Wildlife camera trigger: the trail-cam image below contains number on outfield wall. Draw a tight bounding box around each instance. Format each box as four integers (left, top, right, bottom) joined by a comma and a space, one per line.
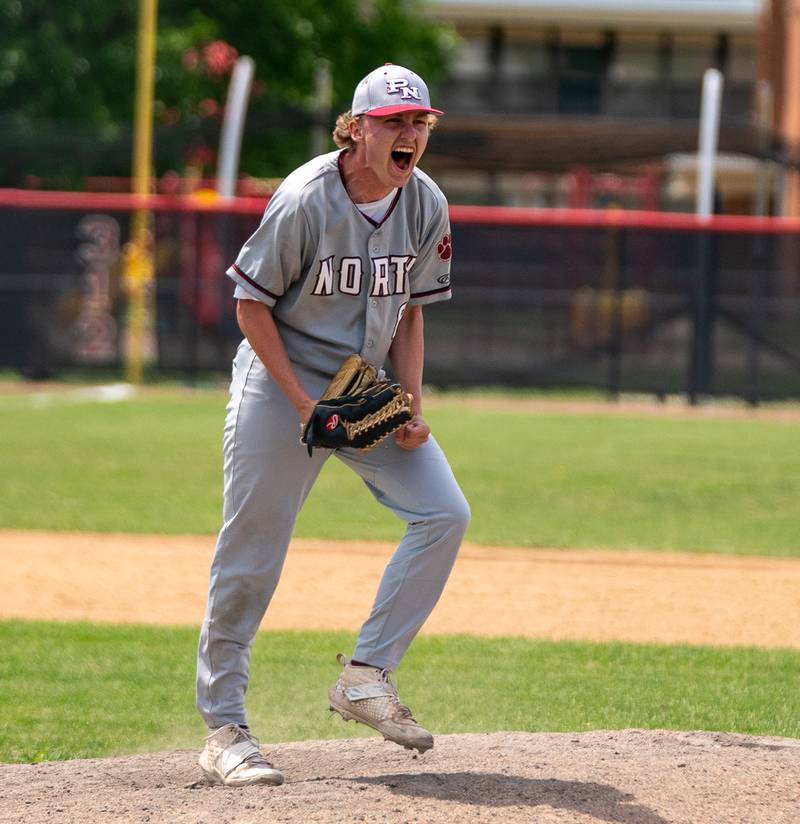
72, 215, 120, 365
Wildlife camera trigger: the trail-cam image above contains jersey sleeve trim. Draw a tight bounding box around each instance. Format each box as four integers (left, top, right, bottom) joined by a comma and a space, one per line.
411, 284, 450, 299
227, 263, 281, 303
409, 285, 452, 306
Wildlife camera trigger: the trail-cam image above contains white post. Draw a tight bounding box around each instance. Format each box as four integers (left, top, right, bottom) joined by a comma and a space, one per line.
754, 80, 774, 218
696, 68, 724, 218
217, 55, 255, 199
310, 59, 333, 158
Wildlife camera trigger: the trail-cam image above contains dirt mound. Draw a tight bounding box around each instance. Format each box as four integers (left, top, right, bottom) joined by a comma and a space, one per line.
1, 730, 798, 824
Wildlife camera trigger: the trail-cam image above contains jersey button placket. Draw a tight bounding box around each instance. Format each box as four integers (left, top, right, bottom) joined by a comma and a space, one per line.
364, 233, 381, 360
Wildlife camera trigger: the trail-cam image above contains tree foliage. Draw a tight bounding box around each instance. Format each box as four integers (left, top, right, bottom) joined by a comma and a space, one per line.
0, 0, 454, 181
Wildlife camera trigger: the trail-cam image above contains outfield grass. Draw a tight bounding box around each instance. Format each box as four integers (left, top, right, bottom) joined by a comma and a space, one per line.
1, 391, 799, 554
1, 620, 797, 763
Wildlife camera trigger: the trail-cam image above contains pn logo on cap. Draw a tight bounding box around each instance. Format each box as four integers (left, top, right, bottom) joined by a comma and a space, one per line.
386, 78, 422, 102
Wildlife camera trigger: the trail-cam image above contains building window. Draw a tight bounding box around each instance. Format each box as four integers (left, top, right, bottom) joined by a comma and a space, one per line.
671, 34, 715, 81
450, 31, 490, 80
728, 35, 755, 82
608, 32, 661, 83
503, 31, 550, 78
558, 30, 613, 114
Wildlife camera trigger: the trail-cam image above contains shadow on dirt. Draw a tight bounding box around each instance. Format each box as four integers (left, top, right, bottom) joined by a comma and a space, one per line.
355, 772, 669, 824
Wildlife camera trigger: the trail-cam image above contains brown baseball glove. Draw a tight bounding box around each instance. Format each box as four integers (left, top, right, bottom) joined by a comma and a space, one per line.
300, 354, 414, 455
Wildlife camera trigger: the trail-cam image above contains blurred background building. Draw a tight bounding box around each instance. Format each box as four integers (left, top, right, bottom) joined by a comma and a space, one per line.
422, 0, 797, 214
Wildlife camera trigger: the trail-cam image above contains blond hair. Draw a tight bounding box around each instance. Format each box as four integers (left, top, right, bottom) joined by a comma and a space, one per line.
331, 110, 439, 151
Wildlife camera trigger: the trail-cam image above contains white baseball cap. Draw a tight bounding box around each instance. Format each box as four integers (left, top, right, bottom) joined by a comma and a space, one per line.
351, 63, 444, 117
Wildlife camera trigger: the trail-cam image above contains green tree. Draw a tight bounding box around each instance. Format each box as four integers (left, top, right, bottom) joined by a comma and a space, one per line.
0, 1, 136, 131
0, 0, 454, 183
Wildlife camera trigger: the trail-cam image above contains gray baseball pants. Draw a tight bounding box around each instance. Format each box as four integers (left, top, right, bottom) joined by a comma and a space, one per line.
196, 342, 470, 730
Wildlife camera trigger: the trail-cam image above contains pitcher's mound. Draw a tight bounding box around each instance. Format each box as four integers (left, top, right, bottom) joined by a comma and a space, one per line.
2, 730, 798, 824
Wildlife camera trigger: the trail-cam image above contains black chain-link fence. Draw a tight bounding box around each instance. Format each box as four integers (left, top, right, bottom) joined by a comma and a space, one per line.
2, 193, 800, 403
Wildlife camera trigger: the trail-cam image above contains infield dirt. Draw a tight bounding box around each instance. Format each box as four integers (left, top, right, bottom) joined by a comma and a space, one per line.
3, 530, 800, 648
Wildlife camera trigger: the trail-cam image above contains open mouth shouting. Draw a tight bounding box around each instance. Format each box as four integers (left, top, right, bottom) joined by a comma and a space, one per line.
391, 146, 415, 172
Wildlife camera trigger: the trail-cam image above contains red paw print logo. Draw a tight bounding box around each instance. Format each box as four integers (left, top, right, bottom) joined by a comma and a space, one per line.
437, 234, 452, 261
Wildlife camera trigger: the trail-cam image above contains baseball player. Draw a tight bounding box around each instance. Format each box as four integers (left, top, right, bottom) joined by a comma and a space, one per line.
196, 63, 470, 787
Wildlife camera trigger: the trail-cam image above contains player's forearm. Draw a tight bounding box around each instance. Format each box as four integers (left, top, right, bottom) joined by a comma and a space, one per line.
388, 305, 424, 417
236, 299, 315, 422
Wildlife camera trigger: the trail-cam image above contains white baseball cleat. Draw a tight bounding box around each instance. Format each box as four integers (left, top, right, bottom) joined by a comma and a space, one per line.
328, 653, 434, 753
199, 723, 284, 787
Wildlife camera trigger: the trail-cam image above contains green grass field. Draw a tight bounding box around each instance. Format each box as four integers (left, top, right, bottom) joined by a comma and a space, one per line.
2, 386, 799, 764
1, 389, 799, 554
1, 621, 798, 764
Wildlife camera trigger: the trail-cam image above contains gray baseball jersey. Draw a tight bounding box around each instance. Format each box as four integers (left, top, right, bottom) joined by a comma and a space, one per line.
226, 150, 453, 377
